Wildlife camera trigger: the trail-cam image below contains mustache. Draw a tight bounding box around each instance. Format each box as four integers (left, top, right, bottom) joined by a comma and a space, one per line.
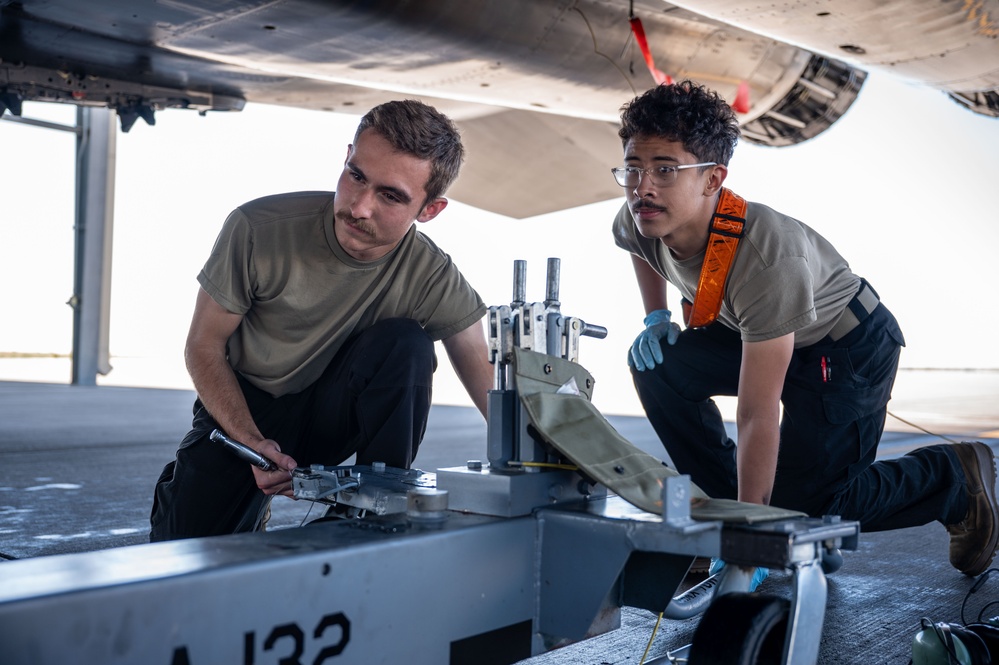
336, 210, 373, 235
632, 201, 665, 214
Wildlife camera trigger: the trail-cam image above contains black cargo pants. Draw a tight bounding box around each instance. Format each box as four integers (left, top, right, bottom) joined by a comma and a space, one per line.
150, 318, 436, 541
631, 301, 968, 532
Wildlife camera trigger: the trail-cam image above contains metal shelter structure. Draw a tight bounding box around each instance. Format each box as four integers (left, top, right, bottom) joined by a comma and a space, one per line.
2, 106, 116, 385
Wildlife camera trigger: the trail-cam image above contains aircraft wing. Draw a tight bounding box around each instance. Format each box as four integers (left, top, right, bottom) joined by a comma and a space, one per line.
2, 0, 996, 218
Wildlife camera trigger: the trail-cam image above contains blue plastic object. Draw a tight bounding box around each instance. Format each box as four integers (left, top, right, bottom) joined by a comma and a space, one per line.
628, 309, 681, 371
710, 558, 770, 592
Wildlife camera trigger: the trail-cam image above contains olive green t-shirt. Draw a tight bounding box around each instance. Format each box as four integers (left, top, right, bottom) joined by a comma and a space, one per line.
612, 198, 858, 347
198, 191, 485, 397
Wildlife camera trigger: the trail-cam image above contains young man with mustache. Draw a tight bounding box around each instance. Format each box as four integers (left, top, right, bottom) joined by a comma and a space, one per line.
150, 100, 493, 541
611, 81, 997, 577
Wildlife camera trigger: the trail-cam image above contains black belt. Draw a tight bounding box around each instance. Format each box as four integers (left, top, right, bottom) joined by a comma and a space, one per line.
829, 281, 879, 342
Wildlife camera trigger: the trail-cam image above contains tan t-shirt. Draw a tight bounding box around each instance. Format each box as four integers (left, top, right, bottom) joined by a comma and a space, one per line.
612, 198, 859, 347
199, 191, 485, 397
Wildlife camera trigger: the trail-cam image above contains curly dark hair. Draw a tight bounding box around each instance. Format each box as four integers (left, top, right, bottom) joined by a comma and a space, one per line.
618, 81, 740, 166
354, 100, 465, 203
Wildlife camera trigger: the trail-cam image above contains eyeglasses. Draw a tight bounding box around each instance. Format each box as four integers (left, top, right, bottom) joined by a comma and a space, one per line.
610, 162, 717, 188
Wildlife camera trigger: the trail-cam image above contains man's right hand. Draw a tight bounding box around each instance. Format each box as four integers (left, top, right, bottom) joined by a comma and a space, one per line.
250, 439, 299, 497
628, 309, 681, 371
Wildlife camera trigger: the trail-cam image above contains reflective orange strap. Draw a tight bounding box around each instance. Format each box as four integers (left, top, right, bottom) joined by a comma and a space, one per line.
685, 188, 747, 329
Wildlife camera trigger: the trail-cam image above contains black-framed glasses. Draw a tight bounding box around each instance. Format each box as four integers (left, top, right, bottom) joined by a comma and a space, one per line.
610, 162, 717, 188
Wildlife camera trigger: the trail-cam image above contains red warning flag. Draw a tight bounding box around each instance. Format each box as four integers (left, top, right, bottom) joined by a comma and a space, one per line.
629, 17, 672, 86
733, 80, 751, 114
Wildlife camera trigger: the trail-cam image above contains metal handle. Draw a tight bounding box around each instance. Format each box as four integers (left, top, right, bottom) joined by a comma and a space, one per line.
579, 322, 608, 339
209, 429, 278, 472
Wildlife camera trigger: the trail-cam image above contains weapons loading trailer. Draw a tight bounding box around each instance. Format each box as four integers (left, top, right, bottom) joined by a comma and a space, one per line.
0, 259, 858, 665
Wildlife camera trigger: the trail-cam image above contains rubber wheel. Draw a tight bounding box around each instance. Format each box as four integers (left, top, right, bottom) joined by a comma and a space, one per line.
688, 593, 790, 665
822, 548, 844, 575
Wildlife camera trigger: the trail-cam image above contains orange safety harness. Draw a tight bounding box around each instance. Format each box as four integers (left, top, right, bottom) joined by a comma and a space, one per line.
682, 188, 747, 328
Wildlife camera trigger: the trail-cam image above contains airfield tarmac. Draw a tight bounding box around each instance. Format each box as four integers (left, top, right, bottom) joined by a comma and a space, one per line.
1, 368, 997, 663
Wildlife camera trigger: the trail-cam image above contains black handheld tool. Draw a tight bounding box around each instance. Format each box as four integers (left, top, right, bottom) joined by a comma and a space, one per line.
209, 429, 279, 472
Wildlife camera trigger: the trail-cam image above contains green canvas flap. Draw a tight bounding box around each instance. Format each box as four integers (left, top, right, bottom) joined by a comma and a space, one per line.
521, 391, 805, 524
512, 346, 595, 400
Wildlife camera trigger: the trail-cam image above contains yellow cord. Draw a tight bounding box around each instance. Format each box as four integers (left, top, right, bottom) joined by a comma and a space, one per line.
639, 611, 664, 664
507, 461, 579, 471
887, 409, 960, 444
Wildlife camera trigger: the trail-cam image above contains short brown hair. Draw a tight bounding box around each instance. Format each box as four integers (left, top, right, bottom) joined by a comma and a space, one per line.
354, 100, 465, 203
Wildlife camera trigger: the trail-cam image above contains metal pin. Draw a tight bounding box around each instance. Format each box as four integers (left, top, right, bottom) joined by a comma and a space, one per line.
545, 257, 560, 309
512, 259, 527, 307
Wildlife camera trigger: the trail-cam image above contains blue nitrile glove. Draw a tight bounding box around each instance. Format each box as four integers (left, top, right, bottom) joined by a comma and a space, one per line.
710, 558, 769, 592
628, 309, 681, 371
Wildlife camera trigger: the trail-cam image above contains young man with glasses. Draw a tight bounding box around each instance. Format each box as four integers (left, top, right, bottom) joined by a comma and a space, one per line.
610, 81, 997, 577
150, 100, 494, 541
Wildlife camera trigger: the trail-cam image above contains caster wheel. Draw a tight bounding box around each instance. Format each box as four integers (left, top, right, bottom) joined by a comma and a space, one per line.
688, 593, 790, 665
822, 548, 844, 574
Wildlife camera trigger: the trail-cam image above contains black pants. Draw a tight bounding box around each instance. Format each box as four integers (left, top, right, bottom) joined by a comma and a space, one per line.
632, 302, 968, 532
149, 318, 436, 542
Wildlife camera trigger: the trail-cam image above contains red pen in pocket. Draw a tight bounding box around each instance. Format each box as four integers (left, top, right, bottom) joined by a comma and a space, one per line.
821, 356, 831, 383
